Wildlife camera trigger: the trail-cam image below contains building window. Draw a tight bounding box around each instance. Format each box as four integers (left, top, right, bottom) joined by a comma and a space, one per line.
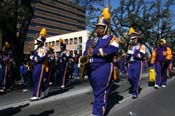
65, 39, 68, 45
49, 42, 51, 47
79, 36, 82, 43
74, 37, 77, 44
52, 41, 55, 46
45, 42, 48, 47
56, 40, 59, 46
70, 38, 73, 45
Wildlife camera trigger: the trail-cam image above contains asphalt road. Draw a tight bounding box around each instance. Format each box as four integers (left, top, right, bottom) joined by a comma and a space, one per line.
108, 77, 175, 116
0, 70, 174, 116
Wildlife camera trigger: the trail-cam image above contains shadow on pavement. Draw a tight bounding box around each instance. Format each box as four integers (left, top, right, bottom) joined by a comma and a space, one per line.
0, 103, 29, 116
29, 109, 54, 116
104, 83, 124, 116
43, 79, 88, 99
43, 86, 73, 99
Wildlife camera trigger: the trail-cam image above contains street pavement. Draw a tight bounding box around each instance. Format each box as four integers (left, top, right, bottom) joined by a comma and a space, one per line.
108, 75, 175, 116
0, 78, 91, 110
0, 69, 174, 116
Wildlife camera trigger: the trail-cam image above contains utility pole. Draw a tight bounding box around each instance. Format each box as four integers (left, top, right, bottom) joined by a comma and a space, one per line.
108, 0, 111, 34
156, 0, 161, 47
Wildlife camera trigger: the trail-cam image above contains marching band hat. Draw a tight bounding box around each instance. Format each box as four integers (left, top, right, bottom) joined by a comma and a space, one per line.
59, 38, 64, 44
160, 39, 166, 44
36, 28, 47, 43
130, 32, 140, 39
36, 36, 46, 43
60, 43, 66, 49
96, 8, 110, 27
59, 38, 66, 49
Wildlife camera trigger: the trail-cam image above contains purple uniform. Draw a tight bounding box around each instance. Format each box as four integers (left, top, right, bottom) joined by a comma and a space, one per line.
127, 43, 146, 97
151, 45, 172, 87
84, 35, 119, 116
59, 50, 69, 88
31, 46, 49, 98
0, 52, 10, 92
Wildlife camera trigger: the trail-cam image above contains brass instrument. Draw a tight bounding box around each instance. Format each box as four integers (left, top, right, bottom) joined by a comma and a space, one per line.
79, 56, 89, 65
80, 33, 97, 65
79, 34, 98, 79
79, 48, 92, 65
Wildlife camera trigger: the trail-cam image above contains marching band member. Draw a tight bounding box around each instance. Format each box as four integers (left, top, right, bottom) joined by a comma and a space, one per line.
58, 39, 70, 89
127, 31, 146, 98
0, 42, 12, 93
30, 28, 49, 101
47, 45, 55, 86
83, 8, 119, 116
151, 39, 172, 88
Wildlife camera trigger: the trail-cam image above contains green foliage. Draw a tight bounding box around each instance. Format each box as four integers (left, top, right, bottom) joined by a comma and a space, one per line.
72, 0, 175, 54
0, 0, 33, 65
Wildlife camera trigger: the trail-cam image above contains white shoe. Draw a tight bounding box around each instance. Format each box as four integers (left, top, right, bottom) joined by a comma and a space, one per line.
22, 89, 28, 92
30, 96, 40, 101
132, 95, 138, 99
154, 84, 160, 89
49, 82, 53, 85
61, 85, 65, 88
0, 89, 5, 92
162, 85, 166, 88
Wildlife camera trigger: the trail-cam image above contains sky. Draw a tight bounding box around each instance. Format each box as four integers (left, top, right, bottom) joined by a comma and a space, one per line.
104, 0, 119, 9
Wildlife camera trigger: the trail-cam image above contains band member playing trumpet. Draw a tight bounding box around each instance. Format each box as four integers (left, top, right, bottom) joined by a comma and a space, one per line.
83, 8, 119, 116
30, 28, 49, 101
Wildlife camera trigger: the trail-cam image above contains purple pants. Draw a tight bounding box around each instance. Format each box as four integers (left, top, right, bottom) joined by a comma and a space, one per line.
89, 63, 113, 116
128, 61, 142, 96
32, 64, 47, 97
154, 62, 168, 86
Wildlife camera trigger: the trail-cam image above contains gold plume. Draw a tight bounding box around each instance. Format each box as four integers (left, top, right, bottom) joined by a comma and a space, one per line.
40, 27, 47, 37
59, 38, 64, 44
101, 8, 111, 21
128, 27, 135, 35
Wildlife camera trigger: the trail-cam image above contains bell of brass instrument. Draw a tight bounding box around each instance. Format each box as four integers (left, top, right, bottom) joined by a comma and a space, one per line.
79, 55, 90, 65
80, 33, 98, 65
79, 54, 91, 80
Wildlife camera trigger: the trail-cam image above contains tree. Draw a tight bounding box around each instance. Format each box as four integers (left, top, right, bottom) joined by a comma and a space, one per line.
70, 0, 105, 31
0, 0, 17, 48
111, 0, 175, 55
72, 0, 175, 55
16, 0, 33, 65
0, 0, 33, 66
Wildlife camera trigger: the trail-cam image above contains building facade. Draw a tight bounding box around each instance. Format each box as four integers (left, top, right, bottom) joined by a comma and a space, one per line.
24, 0, 86, 54
45, 30, 89, 57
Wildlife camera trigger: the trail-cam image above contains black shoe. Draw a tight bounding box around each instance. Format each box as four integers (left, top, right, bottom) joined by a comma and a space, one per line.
138, 87, 142, 94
